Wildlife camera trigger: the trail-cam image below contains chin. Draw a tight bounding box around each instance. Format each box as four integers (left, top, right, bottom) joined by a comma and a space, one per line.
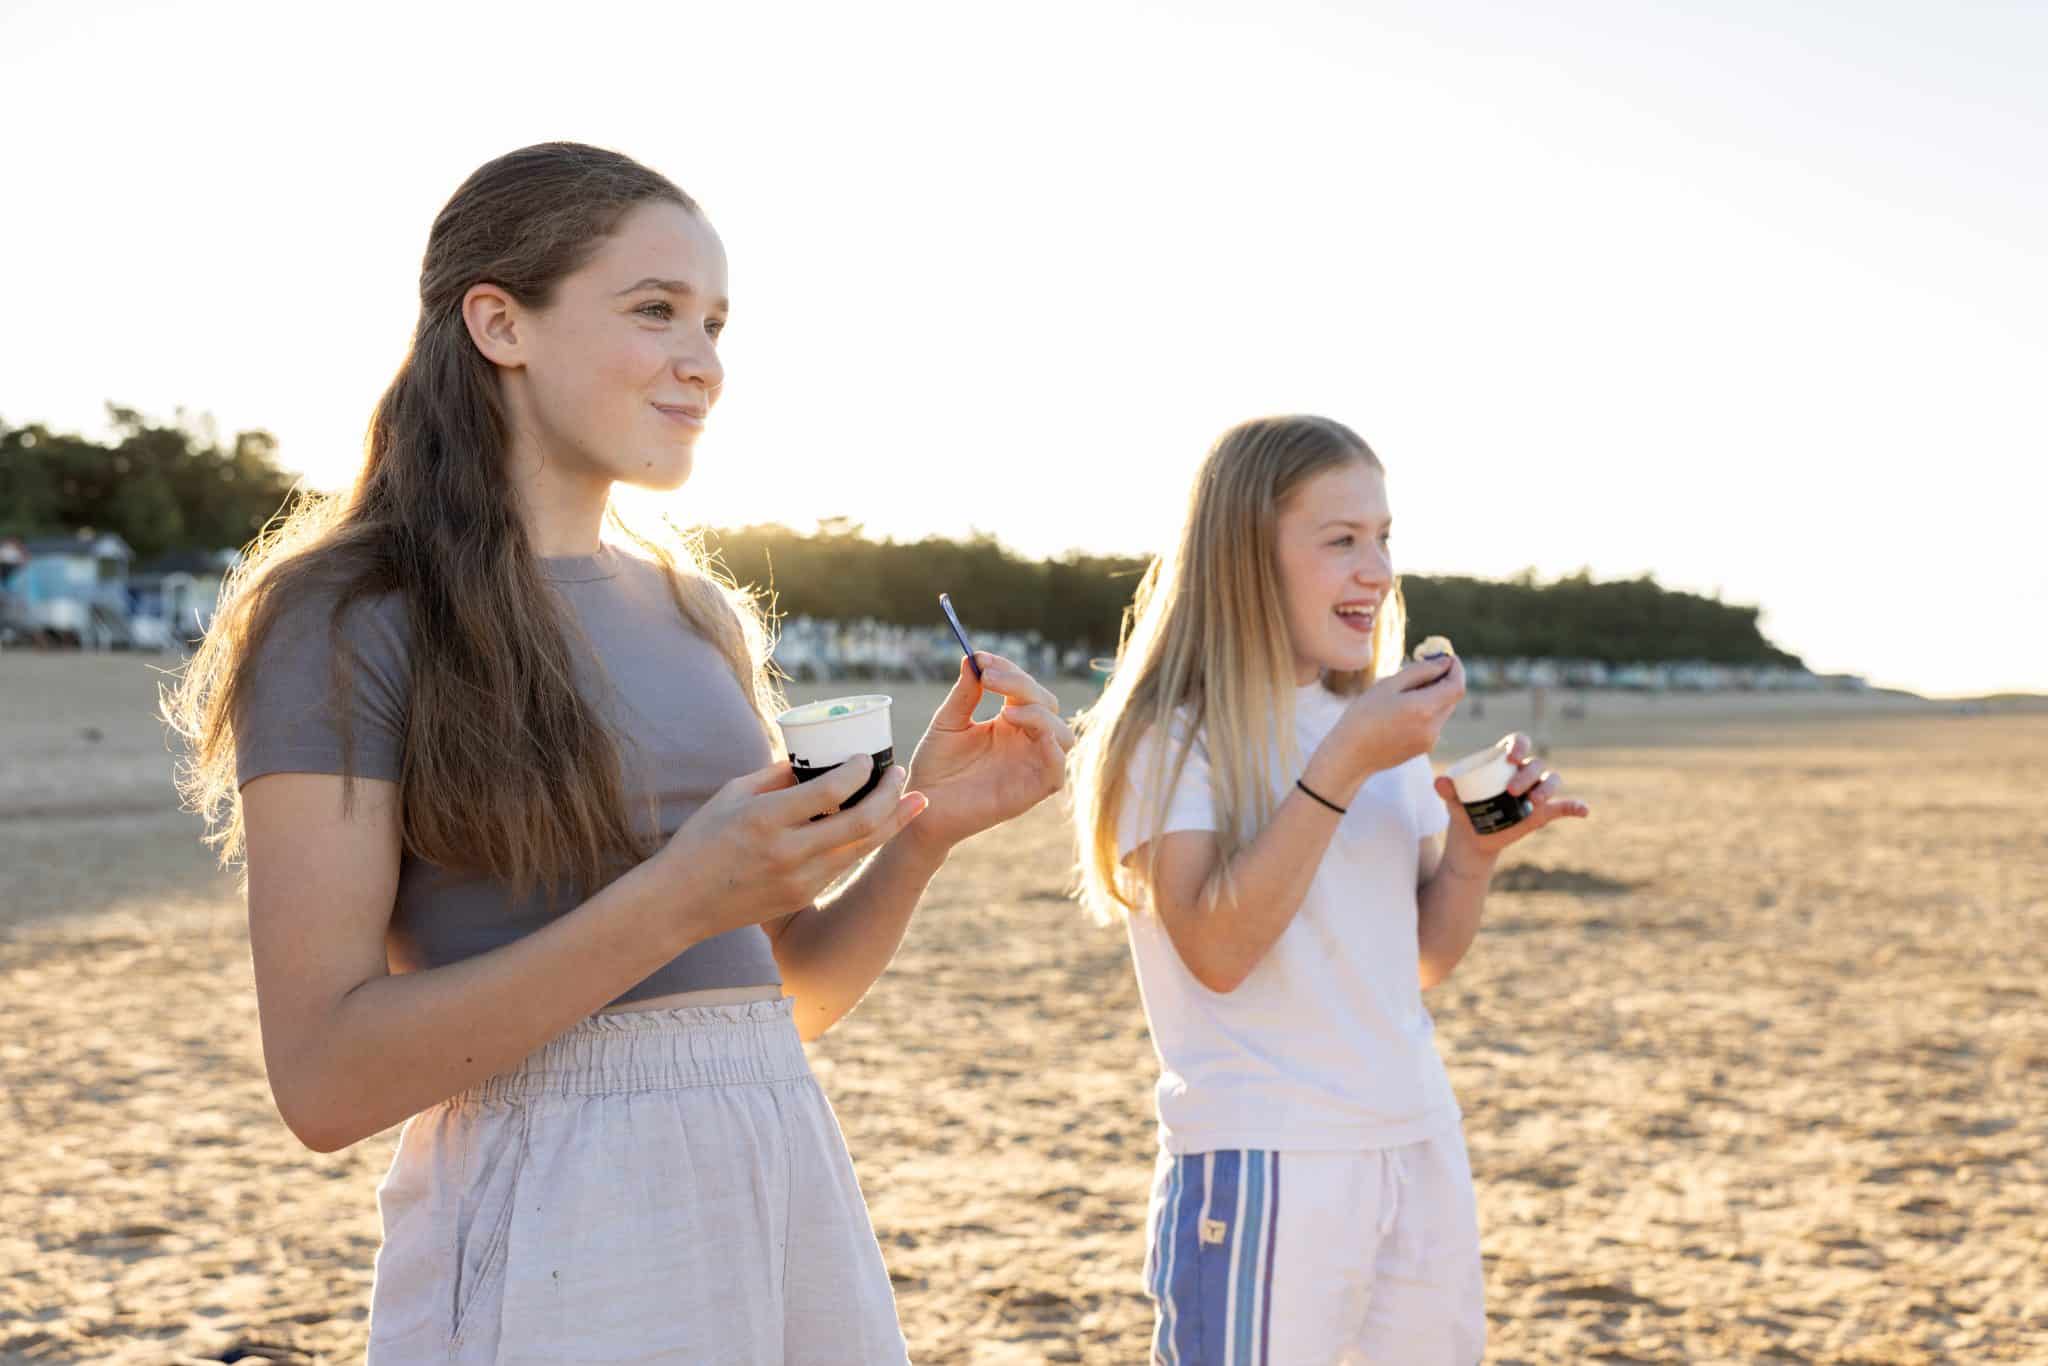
617, 450, 695, 492
1325, 642, 1377, 676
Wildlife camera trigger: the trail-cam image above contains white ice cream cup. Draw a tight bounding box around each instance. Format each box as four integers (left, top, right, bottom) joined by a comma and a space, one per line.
775, 694, 895, 811
1443, 736, 1532, 835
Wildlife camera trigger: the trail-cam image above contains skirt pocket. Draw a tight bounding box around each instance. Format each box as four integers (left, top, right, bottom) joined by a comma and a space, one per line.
449, 1106, 532, 1351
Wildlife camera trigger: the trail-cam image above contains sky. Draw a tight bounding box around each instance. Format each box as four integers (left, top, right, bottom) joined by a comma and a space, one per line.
3, 0, 2043, 697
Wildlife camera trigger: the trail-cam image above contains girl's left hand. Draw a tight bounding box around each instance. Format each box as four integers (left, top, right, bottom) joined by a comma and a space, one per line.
1433, 732, 1592, 859
904, 652, 1075, 852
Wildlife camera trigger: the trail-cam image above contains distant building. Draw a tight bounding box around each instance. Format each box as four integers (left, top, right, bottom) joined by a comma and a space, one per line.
0, 538, 29, 641
129, 548, 238, 649
3, 531, 135, 647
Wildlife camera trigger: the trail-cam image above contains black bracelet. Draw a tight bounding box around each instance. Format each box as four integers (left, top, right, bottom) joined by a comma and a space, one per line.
1295, 778, 1347, 815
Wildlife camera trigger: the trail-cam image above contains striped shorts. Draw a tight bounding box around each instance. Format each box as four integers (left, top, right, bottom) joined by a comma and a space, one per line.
1141, 1129, 1485, 1365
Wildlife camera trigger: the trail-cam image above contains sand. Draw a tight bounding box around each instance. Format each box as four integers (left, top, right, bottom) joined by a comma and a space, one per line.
1, 654, 2043, 1363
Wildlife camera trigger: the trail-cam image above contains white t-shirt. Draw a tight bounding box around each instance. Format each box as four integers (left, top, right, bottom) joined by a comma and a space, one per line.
1116, 680, 1459, 1154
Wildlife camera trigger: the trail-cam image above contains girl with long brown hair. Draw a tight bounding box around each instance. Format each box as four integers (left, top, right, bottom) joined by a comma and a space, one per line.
1067, 416, 1591, 1363
166, 141, 1072, 1362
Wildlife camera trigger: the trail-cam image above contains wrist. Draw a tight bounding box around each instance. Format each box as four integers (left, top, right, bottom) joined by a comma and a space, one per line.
642, 839, 721, 952
1439, 830, 1499, 882
1302, 743, 1369, 808
889, 818, 956, 875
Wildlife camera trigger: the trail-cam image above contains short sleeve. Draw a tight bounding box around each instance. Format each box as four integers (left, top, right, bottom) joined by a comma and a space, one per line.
234, 590, 411, 789
1116, 720, 1220, 860
1405, 754, 1451, 840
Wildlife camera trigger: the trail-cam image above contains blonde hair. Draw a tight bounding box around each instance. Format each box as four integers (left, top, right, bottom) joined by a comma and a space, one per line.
1067, 415, 1404, 924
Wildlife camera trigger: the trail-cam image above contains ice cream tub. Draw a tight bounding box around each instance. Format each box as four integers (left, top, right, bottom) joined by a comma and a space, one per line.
775, 694, 895, 812
1443, 736, 1532, 835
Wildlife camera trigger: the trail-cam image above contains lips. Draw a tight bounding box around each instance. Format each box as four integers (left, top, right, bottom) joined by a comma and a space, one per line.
1334, 602, 1378, 635
653, 403, 708, 428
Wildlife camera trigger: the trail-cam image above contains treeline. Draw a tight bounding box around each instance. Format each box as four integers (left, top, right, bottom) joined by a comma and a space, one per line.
2, 408, 1799, 667
1400, 571, 1802, 668
705, 519, 1151, 653
0, 407, 302, 560
708, 524, 1802, 668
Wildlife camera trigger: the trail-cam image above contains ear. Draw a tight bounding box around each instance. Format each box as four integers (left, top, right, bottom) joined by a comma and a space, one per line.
461, 282, 526, 370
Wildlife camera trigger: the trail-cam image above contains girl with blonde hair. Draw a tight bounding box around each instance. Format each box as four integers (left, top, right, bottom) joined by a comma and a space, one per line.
1069, 415, 1590, 1363
166, 142, 1072, 1362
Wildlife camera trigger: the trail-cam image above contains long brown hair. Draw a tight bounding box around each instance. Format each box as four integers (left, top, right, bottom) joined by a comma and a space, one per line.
165, 142, 780, 896
1067, 415, 1404, 923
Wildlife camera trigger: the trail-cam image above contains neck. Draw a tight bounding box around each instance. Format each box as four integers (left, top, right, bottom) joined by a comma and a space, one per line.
1293, 657, 1323, 687
504, 426, 611, 558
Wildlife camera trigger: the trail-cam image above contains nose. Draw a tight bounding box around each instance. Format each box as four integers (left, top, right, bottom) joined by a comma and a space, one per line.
1357, 543, 1393, 588
672, 330, 723, 398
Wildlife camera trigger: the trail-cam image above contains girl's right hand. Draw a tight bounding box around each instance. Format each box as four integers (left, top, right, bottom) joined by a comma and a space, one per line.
655, 757, 928, 941
1312, 655, 1466, 791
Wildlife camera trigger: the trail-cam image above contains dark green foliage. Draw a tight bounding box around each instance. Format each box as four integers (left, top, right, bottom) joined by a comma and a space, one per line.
708, 531, 1797, 666
0, 407, 1798, 665
0, 406, 305, 560
1400, 569, 1802, 667
704, 520, 1152, 654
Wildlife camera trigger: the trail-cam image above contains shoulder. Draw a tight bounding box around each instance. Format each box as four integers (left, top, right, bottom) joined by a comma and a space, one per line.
235, 567, 415, 744
1124, 706, 1215, 802
1136, 704, 1204, 753
1127, 708, 1210, 780
232, 571, 412, 786
604, 546, 749, 631
257, 577, 411, 672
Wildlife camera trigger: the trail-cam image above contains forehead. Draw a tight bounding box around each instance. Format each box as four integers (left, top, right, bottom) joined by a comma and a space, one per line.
577, 199, 727, 293
1281, 460, 1388, 524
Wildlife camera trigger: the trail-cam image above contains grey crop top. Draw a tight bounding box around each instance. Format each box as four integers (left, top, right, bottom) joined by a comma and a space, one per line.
233, 546, 782, 1005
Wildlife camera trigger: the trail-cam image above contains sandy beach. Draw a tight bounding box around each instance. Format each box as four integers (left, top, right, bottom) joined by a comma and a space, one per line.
1, 653, 2043, 1363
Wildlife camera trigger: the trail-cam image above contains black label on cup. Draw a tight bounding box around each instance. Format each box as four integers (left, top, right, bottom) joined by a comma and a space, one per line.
1463, 790, 1532, 835
792, 746, 894, 817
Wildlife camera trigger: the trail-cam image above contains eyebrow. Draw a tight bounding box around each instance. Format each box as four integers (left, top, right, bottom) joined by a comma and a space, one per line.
1317, 518, 1391, 531
616, 278, 730, 311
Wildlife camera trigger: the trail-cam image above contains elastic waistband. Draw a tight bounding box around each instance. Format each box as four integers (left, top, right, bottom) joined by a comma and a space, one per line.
452, 996, 811, 1107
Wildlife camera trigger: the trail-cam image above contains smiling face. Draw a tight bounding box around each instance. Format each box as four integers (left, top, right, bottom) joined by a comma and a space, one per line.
487, 199, 729, 493
1273, 458, 1394, 685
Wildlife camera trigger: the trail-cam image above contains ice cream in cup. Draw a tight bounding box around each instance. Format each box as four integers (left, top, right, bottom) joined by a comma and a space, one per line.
1443, 735, 1532, 835
775, 694, 895, 814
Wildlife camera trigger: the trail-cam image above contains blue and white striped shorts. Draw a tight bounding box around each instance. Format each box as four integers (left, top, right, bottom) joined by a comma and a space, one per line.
1142, 1130, 1485, 1365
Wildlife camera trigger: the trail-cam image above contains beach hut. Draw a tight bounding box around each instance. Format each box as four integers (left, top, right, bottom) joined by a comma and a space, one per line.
8, 531, 136, 647
128, 548, 238, 650
0, 539, 30, 644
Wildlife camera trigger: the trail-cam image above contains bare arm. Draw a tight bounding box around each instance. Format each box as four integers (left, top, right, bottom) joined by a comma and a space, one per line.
245, 774, 703, 1150
1415, 732, 1593, 989
1140, 780, 1351, 993
244, 756, 921, 1153
1140, 657, 1465, 993
1416, 830, 1496, 989
765, 823, 949, 1040
765, 652, 1073, 1039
